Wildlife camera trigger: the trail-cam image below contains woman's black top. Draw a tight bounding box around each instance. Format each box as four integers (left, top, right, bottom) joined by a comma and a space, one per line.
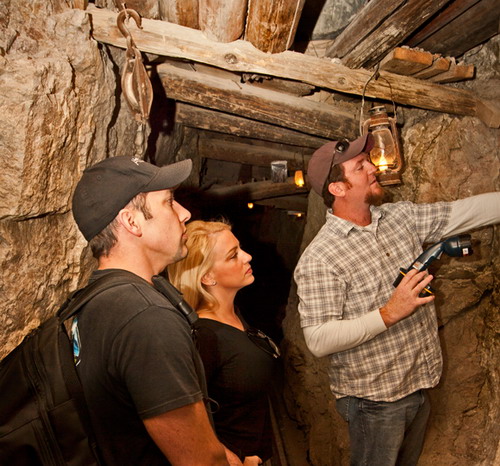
194, 318, 276, 461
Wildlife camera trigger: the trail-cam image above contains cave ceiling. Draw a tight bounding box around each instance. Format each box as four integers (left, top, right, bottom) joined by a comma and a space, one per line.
88, 0, 499, 209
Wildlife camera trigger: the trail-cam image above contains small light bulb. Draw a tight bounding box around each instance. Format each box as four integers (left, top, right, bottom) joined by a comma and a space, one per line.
247, 203, 254, 209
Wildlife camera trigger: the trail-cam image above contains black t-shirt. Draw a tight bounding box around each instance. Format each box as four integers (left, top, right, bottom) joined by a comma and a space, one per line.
195, 317, 276, 461
75, 269, 204, 466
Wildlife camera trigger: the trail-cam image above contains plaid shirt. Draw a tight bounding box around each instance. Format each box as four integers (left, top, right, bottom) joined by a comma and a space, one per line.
294, 201, 452, 401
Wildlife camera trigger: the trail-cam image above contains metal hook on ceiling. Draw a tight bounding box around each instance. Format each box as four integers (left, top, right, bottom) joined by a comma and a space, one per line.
116, 7, 153, 160
117, 8, 142, 49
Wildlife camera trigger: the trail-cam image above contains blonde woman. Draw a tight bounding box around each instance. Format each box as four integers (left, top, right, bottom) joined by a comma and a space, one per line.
168, 220, 279, 466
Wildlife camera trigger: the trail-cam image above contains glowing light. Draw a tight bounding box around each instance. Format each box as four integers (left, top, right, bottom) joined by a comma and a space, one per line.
294, 170, 305, 187
377, 153, 390, 172
247, 203, 254, 209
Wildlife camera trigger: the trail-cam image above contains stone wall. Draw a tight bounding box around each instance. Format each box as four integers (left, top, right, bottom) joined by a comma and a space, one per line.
0, 0, 136, 358
282, 37, 500, 465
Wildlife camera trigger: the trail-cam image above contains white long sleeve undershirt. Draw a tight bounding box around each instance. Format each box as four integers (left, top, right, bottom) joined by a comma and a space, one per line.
303, 192, 500, 358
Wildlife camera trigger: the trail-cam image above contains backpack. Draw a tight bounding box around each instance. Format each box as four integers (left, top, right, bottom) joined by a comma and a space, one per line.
0, 271, 198, 466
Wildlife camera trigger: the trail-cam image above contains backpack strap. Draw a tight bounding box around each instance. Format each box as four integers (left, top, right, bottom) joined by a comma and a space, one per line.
56, 271, 143, 465
57, 270, 143, 322
151, 275, 198, 326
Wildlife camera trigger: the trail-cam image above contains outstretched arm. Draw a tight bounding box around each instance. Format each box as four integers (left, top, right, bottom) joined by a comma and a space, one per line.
443, 192, 500, 237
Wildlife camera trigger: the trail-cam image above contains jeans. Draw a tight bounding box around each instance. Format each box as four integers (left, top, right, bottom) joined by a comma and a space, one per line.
335, 390, 430, 466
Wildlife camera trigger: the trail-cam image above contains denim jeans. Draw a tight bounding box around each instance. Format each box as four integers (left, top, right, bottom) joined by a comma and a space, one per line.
335, 390, 430, 466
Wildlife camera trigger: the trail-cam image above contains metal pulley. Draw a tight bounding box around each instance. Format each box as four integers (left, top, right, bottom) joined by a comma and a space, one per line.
117, 7, 153, 160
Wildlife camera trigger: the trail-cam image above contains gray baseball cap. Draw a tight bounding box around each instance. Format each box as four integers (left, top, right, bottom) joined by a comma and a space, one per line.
307, 134, 374, 195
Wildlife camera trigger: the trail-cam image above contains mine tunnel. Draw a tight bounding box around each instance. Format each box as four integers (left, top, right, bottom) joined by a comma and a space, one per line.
1, 1, 499, 465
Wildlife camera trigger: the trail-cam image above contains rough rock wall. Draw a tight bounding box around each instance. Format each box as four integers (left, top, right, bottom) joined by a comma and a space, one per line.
0, 0, 135, 358
282, 37, 500, 466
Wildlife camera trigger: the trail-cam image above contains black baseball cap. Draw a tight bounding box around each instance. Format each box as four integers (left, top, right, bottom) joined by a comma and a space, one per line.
72, 156, 192, 241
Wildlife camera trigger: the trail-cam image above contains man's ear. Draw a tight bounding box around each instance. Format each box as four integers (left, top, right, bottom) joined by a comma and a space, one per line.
328, 181, 346, 198
116, 208, 142, 237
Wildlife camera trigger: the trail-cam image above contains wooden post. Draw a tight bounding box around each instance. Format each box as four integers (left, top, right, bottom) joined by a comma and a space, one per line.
199, 0, 247, 42
158, 0, 199, 28
72, 0, 88, 9
245, 0, 306, 53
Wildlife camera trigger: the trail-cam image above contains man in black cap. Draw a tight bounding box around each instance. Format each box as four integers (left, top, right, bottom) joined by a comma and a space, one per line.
72, 156, 229, 465
294, 134, 500, 465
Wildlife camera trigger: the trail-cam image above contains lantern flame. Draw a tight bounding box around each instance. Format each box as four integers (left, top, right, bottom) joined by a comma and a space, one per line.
377, 153, 390, 171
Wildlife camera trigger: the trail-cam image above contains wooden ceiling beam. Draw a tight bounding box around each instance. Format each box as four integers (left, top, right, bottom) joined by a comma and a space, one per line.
405, 0, 482, 49
87, 6, 500, 128
255, 195, 308, 212
205, 177, 307, 202
325, 0, 406, 60
198, 134, 312, 170
406, 0, 500, 58
176, 103, 328, 148
325, 0, 451, 69
158, 63, 358, 140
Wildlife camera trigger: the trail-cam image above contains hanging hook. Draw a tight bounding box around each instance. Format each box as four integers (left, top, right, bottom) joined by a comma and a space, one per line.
359, 64, 397, 136
116, 7, 153, 161
117, 8, 142, 47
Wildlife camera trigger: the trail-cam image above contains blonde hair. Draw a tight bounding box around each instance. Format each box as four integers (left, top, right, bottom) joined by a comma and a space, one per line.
168, 220, 231, 311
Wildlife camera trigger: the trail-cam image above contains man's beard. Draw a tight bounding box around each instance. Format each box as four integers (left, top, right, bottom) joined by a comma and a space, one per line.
365, 186, 385, 206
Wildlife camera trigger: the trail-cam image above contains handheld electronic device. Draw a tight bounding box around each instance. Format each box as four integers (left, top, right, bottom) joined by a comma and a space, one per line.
393, 234, 473, 297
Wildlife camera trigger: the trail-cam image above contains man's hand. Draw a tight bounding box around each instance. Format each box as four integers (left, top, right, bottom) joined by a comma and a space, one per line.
380, 269, 435, 327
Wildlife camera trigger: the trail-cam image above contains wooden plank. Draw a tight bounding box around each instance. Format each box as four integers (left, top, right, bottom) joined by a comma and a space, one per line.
411, 56, 450, 79
86, 6, 500, 127
256, 195, 309, 211
206, 177, 308, 201
428, 63, 475, 83
158, 63, 358, 140
406, 0, 482, 47
379, 47, 433, 75
158, 0, 199, 28
176, 103, 328, 148
409, 0, 500, 58
326, 0, 407, 59
72, 0, 88, 9
475, 99, 500, 129
198, 135, 312, 170
244, 77, 315, 97
199, 0, 246, 42
337, 0, 451, 69
190, 61, 315, 96
245, 0, 306, 53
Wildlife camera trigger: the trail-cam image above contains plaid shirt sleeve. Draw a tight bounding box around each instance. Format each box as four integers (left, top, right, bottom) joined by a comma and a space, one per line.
401, 201, 452, 244
295, 247, 346, 327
